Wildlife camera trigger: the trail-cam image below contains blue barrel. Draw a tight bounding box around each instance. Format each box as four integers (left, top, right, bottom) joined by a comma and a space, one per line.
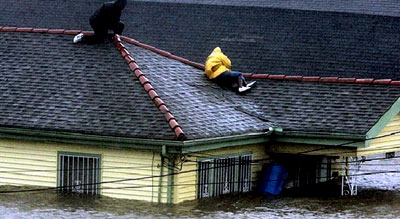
260, 163, 288, 195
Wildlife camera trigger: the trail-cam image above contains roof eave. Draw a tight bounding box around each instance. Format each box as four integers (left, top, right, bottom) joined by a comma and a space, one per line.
180, 130, 274, 153
0, 127, 181, 151
366, 97, 400, 144
0, 127, 275, 153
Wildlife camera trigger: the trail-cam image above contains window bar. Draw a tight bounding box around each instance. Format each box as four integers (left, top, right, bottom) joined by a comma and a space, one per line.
200, 162, 205, 198
202, 162, 206, 198
224, 158, 229, 194
201, 162, 209, 197
95, 158, 99, 194
246, 155, 251, 192
60, 155, 63, 191
86, 157, 89, 194
203, 162, 209, 198
234, 157, 238, 193
222, 159, 225, 195
220, 159, 225, 195
80, 157, 83, 194
215, 159, 219, 196
213, 160, 217, 197
92, 158, 95, 194
220, 158, 225, 195
67, 155, 70, 192
73, 156, 76, 193
78, 156, 81, 193
239, 156, 243, 192
229, 157, 233, 193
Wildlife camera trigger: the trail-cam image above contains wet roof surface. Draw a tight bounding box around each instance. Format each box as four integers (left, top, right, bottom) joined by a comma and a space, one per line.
124, 42, 400, 136
1, 1, 400, 140
1, 31, 400, 139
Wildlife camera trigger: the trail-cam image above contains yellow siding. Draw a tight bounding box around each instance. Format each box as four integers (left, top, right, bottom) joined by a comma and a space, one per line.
174, 144, 269, 203
359, 113, 400, 156
0, 139, 168, 203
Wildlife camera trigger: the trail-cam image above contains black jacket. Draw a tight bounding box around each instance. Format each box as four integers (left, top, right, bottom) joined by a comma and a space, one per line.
89, 0, 127, 33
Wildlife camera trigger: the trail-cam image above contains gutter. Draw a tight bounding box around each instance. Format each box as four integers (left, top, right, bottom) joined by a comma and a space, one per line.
179, 129, 275, 153
0, 127, 179, 151
0, 126, 367, 154
0, 127, 275, 153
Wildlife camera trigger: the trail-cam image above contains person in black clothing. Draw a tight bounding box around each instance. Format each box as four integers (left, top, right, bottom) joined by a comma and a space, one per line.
73, 0, 127, 44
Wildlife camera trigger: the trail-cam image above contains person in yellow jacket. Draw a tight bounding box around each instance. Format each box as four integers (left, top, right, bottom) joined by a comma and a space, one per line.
205, 47, 255, 93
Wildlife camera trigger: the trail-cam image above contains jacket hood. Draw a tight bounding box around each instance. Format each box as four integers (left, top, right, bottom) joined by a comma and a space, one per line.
114, 0, 127, 10
212, 47, 222, 54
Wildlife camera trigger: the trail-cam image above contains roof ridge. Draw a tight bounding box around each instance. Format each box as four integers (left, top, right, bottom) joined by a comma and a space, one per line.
242, 73, 400, 86
2, 26, 399, 87
113, 35, 186, 141
119, 35, 205, 70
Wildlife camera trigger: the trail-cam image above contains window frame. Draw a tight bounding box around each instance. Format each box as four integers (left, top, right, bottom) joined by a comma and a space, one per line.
57, 151, 102, 195
197, 152, 253, 198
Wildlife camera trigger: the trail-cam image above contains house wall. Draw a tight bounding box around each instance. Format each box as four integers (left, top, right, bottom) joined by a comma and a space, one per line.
359, 113, 400, 156
173, 143, 269, 204
0, 138, 168, 203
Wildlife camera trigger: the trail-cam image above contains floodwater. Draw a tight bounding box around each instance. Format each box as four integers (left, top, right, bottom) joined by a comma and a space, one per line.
1, 155, 400, 218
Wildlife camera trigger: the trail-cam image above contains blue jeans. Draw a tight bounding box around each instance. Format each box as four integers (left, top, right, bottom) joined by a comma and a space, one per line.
212, 71, 244, 91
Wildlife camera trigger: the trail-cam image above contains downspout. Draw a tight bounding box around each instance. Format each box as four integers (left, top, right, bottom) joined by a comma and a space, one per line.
158, 145, 167, 203
159, 145, 175, 204
167, 156, 175, 204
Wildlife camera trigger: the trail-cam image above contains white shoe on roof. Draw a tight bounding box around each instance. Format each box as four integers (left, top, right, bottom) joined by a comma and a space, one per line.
246, 81, 256, 88
238, 86, 251, 93
73, 33, 84, 44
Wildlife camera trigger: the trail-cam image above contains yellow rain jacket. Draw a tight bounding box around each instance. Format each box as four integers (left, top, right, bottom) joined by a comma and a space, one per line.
205, 47, 231, 79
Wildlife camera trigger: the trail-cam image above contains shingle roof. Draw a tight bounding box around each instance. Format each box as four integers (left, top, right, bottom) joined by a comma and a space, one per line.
0, 30, 177, 140
230, 79, 400, 135
117, 36, 400, 136
1, 28, 400, 141
1, 0, 399, 80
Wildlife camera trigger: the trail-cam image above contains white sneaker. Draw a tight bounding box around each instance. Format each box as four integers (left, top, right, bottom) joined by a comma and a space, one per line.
238, 86, 251, 93
73, 33, 84, 44
246, 81, 256, 87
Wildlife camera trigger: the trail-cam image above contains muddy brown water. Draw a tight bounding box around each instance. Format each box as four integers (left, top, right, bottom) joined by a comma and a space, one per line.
1, 188, 400, 218
1, 156, 400, 218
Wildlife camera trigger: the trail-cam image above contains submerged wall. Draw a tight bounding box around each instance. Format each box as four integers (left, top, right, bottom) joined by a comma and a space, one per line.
0, 139, 167, 203
173, 143, 269, 203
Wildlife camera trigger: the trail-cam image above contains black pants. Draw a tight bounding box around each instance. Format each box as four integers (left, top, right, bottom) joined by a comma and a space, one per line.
212, 71, 245, 91
82, 22, 125, 44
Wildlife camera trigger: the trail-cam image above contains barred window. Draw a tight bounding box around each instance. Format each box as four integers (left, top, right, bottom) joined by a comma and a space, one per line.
58, 153, 100, 195
197, 154, 252, 198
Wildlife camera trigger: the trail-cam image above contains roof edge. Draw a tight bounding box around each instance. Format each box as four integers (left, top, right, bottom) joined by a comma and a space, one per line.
181, 130, 274, 153
0, 127, 181, 150
113, 35, 186, 140
366, 96, 400, 141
